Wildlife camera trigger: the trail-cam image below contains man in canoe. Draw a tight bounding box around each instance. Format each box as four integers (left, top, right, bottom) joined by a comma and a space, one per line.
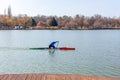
49, 41, 59, 49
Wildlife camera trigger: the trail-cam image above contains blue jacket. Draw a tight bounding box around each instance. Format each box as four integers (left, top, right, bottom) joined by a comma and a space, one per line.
49, 41, 59, 47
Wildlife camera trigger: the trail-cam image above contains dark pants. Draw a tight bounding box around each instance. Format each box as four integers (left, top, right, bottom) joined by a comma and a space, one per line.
49, 45, 55, 49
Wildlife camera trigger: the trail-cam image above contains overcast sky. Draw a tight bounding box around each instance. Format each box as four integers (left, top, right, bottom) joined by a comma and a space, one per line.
0, 0, 120, 17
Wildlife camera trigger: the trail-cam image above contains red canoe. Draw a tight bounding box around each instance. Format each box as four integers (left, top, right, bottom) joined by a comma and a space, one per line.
59, 47, 75, 50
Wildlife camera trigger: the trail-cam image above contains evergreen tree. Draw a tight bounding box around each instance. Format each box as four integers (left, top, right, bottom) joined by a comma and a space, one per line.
31, 18, 37, 26
48, 17, 58, 26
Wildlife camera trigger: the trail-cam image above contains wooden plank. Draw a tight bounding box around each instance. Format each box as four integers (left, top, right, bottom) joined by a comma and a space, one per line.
65, 74, 72, 80
56, 74, 66, 80
69, 74, 85, 80
0, 74, 119, 80
0, 74, 5, 80
30, 74, 36, 80
36, 74, 42, 80
69, 74, 118, 80
15, 74, 27, 80
41, 74, 47, 80
9, 74, 18, 80
0, 74, 9, 80
25, 74, 32, 80
5, 74, 13, 80
46, 74, 56, 80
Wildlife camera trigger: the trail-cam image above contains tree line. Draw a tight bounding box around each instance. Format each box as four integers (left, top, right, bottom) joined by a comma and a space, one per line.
0, 14, 120, 30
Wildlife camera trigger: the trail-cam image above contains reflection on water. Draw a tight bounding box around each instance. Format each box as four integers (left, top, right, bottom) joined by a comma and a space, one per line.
49, 49, 55, 54
0, 30, 120, 78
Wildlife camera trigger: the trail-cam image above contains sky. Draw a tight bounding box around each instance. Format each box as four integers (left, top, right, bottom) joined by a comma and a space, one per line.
0, 0, 120, 17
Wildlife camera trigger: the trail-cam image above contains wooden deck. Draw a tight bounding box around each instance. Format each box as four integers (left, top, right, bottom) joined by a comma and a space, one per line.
0, 74, 119, 80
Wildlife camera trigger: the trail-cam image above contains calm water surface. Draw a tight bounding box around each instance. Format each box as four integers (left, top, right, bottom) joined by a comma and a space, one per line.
0, 30, 120, 78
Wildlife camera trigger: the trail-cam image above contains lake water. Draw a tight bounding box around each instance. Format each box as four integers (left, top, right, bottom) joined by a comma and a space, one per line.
0, 30, 120, 78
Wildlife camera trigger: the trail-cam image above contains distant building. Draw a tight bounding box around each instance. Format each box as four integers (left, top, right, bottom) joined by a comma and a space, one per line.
8, 5, 12, 17
14, 26, 24, 30
20, 26, 23, 29
15, 26, 20, 30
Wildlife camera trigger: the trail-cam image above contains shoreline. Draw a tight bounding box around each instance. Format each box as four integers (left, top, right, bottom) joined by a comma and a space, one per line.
0, 74, 119, 80
0, 29, 120, 30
